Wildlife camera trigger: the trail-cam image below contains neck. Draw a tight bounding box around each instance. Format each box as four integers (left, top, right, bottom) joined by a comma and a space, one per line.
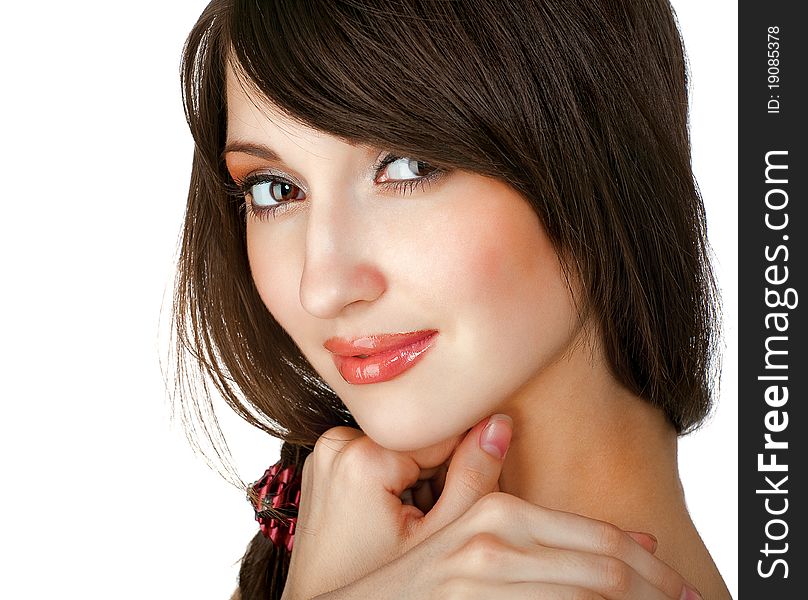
497, 339, 683, 527
494, 330, 730, 598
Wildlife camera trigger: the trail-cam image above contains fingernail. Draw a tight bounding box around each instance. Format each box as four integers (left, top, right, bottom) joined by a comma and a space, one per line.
479, 414, 513, 460
625, 531, 658, 553
679, 584, 703, 600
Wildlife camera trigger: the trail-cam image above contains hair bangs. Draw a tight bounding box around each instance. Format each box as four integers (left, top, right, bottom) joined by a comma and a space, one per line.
227, 0, 534, 175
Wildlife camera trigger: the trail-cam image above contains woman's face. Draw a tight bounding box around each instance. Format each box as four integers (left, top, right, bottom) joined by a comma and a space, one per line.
225, 68, 581, 451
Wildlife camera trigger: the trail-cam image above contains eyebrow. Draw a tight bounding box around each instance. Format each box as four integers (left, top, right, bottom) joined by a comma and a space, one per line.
222, 141, 282, 162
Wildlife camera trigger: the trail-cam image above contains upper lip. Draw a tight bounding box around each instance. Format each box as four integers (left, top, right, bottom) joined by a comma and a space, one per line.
323, 329, 438, 357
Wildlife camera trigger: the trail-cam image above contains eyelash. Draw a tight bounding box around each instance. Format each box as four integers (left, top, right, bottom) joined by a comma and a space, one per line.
227, 154, 446, 222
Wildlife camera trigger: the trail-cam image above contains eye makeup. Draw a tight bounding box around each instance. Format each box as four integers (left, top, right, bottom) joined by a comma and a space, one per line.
225, 152, 448, 222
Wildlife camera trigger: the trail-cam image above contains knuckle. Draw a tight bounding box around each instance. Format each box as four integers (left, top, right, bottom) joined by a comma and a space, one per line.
312, 427, 362, 463
456, 532, 511, 570
649, 568, 685, 597
334, 438, 380, 483
318, 425, 361, 446
469, 491, 516, 525
337, 437, 369, 464
598, 556, 633, 596
593, 522, 627, 557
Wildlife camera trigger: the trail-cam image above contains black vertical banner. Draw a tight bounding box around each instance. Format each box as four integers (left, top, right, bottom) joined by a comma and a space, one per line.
739, 1, 807, 597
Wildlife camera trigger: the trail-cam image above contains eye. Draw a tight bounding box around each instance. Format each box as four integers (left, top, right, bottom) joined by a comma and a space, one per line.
248, 177, 306, 207
227, 153, 446, 223
226, 172, 307, 221
377, 157, 440, 183
373, 154, 446, 196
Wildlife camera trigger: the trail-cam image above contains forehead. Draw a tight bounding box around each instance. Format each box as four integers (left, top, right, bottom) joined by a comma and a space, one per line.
225, 62, 326, 148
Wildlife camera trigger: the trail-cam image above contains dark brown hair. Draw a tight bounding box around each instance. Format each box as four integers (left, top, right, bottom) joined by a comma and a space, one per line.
174, 0, 722, 597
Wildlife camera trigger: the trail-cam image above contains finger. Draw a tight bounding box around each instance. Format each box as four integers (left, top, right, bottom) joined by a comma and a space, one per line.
317, 426, 468, 523
502, 583, 607, 600
350, 426, 464, 500
495, 506, 693, 599
418, 414, 513, 536
450, 541, 671, 600
439, 579, 607, 599
559, 520, 690, 599
307, 426, 367, 486
502, 582, 607, 600
309, 426, 421, 513
314, 426, 366, 455
399, 429, 466, 471
625, 531, 658, 554
527, 548, 673, 600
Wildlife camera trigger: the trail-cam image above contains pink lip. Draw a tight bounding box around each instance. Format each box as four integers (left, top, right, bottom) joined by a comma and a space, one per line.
324, 330, 439, 384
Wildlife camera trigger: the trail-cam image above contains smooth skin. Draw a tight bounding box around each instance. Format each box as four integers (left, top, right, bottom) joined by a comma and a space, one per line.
224, 63, 731, 600
281, 416, 701, 600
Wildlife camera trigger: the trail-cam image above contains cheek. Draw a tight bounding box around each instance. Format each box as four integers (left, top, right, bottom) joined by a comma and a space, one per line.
245, 222, 304, 333
427, 186, 576, 367
432, 192, 561, 309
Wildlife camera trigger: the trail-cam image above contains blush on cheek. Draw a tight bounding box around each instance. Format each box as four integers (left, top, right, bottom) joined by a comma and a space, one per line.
473, 237, 509, 282
463, 193, 554, 294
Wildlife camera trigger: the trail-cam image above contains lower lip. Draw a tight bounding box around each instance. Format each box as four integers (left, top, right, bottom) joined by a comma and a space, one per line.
331, 332, 439, 385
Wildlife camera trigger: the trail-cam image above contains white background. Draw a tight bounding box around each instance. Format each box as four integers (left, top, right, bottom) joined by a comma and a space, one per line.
0, 1, 737, 598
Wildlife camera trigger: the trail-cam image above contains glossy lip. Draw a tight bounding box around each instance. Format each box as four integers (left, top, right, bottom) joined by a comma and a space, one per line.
324, 330, 439, 385
323, 329, 439, 357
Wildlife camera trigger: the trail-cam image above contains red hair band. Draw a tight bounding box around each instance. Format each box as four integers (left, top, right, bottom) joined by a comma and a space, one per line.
247, 461, 302, 553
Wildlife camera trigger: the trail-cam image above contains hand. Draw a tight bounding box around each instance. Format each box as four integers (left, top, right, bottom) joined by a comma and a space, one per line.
281, 416, 474, 599
323, 493, 700, 600
283, 415, 701, 600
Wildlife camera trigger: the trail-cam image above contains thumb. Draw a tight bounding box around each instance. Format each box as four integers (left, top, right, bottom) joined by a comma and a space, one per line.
418, 414, 513, 536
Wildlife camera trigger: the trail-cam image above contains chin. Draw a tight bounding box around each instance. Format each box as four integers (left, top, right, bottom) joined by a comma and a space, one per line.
360, 424, 434, 452
355, 414, 456, 453
355, 402, 483, 456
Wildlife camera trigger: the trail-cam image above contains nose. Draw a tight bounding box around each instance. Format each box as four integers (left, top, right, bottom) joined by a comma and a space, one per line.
298, 192, 387, 320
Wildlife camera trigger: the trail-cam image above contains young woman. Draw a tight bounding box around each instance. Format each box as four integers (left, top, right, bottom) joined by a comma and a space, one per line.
174, 0, 731, 598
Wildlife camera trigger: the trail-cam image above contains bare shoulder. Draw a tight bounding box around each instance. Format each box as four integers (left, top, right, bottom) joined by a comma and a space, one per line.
230, 589, 240, 600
